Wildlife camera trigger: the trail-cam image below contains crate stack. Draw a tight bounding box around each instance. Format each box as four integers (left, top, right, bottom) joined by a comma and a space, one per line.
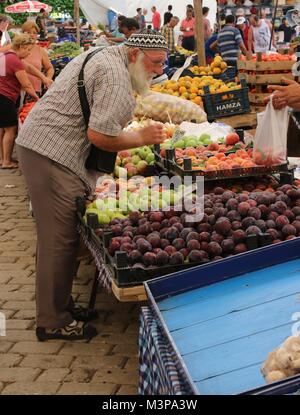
238, 52, 296, 113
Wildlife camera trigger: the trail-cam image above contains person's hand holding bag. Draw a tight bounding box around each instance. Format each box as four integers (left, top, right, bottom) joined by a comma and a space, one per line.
265, 78, 300, 111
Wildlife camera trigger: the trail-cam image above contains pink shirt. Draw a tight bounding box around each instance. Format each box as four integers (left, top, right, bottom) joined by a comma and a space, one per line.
23, 45, 42, 93
152, 11, 161, 30
181, 17, 195, 37
204, 17, 211, 40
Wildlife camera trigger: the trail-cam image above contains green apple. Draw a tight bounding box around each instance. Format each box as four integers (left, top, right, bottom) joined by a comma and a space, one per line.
98, 212, 111, 225
95, 199, 105, 210
146, 153, 155, 164
174, 140, 185, 149
132, 155, 141, 165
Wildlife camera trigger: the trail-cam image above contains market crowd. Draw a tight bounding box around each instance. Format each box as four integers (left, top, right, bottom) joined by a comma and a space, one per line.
0, 4, 300, 342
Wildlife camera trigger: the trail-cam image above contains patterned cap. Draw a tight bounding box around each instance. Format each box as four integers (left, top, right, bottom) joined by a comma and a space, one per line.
125, 31, 169, 51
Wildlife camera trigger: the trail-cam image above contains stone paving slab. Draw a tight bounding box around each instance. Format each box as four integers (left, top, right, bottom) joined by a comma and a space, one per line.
0, 169, 140, 395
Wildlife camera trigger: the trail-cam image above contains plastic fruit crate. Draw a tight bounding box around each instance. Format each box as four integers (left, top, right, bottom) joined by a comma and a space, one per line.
202, 79, 250, 121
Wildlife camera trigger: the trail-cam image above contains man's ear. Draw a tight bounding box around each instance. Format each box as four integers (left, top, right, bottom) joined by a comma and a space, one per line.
128, 48, 140, 63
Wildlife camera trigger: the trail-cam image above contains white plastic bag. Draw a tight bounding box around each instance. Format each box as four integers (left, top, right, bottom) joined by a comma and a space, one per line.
134, 91, 207, 125
253, 97, 289, 166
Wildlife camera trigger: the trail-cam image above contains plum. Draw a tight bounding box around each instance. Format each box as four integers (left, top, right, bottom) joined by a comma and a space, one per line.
238, 202, 250, 216
143, 252, 157, 266
138, 223, 151, 235
282, 224, 297, 238
161, 219, 170, 228
268, 211, 279, 221
286, 235, 297, 240
214, 207, 228, 219
165, 210, 177, 219
128, 250, 142, 265
221, 239, 235, 254
180, 227, 195, 240
255, 220, 267, 232
227, 210, 241, 222
234, 243, 247, 254
242, 217, 256, 229
153, 248, 162, 254
120, 242, 134, 253
266, 228, 279, 241
248, 207, 261, 220
214, 217, 231, 236
197, 223, 212, 233
150, 222, 162, 232
186, 232, 200, 242
121, 236, 132, 244
169, 252, 185, 265
292, 221, 300, 235
248, 199, 257, 208
199, 232, 211, 243
256, 194, 272, 206
226, 198, 239, 211
108, 240, 120, 256
165, 227, 180, 242
246, 226, 261, 236
111, 225, 123, 236
138, 218, 148, 226
200, 241, 209, 252
188, 250, 209, 263
273, 201, 288, 214
237, 194, 249, 203
172, 222, 184, 232
275, 215, 290, 229
128, 211, 141, 225
187, 239, 201, 252
265, 220, 276, 229
232, 221, 242, 231
284, 210, 295, 222
156, 251, 169, 266
179, 248, 189, 258
136, 239, 152, 253
133, 234, 145, 243
279, 184, 293, 193
292, 207, 300, 216
258, 204, 270, 218
146, 233, 161, 248
211, 232, 224, 244
208, 215, 216, 226
214, 187, 225, 195
164, 246, 177, 256
160, 239, 170, 249
232, 229, 246, 243
149, 211, 164, 223
172, 238, 186, 250
207, 242, 222, 257
204, 207, 214, 215
221, 191, 235, 203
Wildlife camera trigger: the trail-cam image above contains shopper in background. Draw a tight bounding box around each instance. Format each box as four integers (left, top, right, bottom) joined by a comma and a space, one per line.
161, 16, 179, 54
151, 6, 161, 31
135, 8, 146, 31
205, 31, 218, 64
16, 32, 169, 342
203, 7, 212, 41
186, 4, 195, 18
22, 21, 54, 95
36, 8, 48, 39
0, 14, 12, 53
0, 34, 39, 169
248, 14, 275, 53
212, 15, 248, 74
163, 5, 173, 26
277, 17, 295, 43
236, 16, 250, 49
180, 7, 195, 51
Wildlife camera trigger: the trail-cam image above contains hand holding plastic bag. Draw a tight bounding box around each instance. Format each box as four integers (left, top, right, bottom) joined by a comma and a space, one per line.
253, 96, 289, 166
134, 91, 207, 125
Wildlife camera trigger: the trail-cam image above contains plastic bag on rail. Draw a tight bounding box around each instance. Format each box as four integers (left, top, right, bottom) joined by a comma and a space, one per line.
134, 91, 207, 125
253, 97, 289, 166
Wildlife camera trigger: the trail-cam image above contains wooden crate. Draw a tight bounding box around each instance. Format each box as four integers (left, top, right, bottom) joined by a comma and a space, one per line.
240, 72, 294, 85
238, 60, 295, 72
215, 111, 257, 129
111, 279, 147, 302
248, 92, 269, 105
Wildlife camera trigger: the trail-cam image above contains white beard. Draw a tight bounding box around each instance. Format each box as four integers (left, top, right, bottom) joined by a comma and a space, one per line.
128, 52, 155, 96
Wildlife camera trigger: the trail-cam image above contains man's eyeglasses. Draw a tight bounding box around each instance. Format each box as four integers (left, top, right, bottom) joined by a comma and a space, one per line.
140, 49, 165, 68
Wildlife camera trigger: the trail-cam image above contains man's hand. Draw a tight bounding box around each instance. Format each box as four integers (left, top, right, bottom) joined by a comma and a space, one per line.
42, 77, 54, 89
265, 78, 300, 110
139, 124, 167, 145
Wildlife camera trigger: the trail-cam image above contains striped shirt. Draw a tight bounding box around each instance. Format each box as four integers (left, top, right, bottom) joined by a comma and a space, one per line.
217, 25, 243, 62
161, 24, 175, 53
16, 45, 136, 191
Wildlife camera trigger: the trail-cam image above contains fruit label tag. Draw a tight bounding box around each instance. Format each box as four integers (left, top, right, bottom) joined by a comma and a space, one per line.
171, 128, 186, 144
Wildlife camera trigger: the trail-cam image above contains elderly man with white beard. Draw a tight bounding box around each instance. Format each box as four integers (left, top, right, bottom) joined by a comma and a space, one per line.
16, 32, 168, 341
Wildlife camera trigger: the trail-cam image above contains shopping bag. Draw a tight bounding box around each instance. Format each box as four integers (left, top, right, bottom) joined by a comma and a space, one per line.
253, 97, 289, 166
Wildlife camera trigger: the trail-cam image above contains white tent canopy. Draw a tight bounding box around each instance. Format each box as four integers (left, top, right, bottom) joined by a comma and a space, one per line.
79, 0, 216, 27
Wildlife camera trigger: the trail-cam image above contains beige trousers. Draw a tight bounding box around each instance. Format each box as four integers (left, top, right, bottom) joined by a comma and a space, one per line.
17, 145, 86, 328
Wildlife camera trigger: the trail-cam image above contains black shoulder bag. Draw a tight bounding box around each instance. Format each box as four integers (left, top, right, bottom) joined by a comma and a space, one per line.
78, 48, 117, 173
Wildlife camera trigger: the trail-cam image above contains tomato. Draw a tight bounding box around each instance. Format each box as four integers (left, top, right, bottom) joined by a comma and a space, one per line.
225, 133, 240, 146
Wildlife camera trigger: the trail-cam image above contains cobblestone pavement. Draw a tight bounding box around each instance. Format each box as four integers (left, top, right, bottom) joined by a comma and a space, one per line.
0, 169, 140, 395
